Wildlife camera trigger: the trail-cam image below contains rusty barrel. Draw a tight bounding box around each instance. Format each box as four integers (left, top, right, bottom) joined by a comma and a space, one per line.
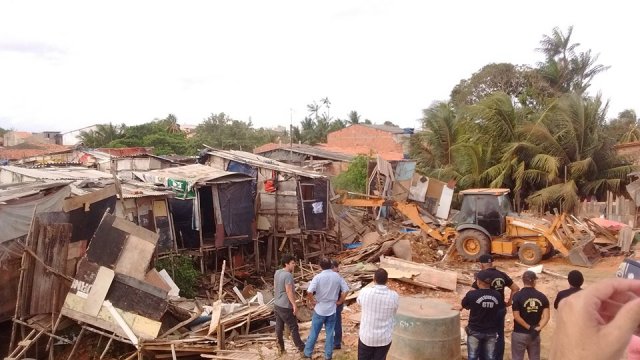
388, 297, 460, 360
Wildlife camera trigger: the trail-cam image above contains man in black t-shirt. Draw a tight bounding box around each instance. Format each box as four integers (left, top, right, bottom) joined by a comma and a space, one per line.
553, 270, 583, 309
511, 271, 550, 360
472, 254, 519, 360
462, 269, 504, 360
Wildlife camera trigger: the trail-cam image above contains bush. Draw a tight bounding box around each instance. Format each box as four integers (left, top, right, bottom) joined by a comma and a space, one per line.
155, 255, 199, 298
333, 155, 368, 193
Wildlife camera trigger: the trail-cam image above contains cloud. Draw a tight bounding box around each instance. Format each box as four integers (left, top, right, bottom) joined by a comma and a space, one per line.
0, 41, 65, 59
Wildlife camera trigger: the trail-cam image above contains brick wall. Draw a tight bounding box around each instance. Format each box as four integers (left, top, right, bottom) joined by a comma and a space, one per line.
327, 125, 404, 154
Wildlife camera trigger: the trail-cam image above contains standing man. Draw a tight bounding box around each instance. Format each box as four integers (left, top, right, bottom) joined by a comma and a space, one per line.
357, 268, 399, 360
554, 270, 583, 309
273, 254, 305, 354
331, 259, 346, 350
472, 254, 519, 360
304, 258, 349, 360
462, 269, 504, 360
511, 271, 550, 360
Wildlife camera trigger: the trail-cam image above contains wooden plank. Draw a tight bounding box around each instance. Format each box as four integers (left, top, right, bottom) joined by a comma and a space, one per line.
211, 186, 225, 248
114, 235, 156, 280
86, 215, 127, 268
107, 276, 168, 320
83, 266, 115, 317
63, 185, 117, 212
29, 222, 72, 315
144, 269, 172, 293
112, 217, 159, 245
380, 256, 457, 291
114, 273, 168, 299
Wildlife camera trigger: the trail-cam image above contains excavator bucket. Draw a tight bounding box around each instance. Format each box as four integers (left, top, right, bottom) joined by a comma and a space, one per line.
566, 238, 601, 267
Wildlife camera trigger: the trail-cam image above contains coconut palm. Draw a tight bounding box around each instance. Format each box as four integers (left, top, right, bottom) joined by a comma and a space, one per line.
78, 123, 124, 148
522, 93, 634, 211
165, 114, 181, 134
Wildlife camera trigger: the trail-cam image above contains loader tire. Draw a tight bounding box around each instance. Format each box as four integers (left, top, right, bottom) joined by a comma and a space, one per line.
518, 243, 543, 265
455, 229, 490, 261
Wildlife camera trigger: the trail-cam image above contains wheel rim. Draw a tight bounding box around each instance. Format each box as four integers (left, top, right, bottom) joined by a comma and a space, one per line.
522, 247, 537, 261
463, 238, 481, 255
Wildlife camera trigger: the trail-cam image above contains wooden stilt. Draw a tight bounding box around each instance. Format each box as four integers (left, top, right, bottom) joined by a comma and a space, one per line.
65, 327, 86, 360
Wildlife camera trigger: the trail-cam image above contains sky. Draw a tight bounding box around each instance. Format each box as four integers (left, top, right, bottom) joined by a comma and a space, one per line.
0, 1, 637, 133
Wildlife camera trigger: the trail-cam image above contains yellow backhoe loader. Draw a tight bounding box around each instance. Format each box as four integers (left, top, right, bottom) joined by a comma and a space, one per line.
336, 188, 600, 267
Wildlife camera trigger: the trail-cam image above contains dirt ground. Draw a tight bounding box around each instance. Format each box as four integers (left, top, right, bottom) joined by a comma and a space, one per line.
264, 252, 633, 360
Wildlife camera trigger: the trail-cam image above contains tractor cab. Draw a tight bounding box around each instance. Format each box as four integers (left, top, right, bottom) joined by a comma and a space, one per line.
451, 188, 512, 236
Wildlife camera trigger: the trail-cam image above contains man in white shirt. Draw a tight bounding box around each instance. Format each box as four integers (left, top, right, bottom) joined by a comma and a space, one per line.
357, 268, 399, 360
304, 258, 349, 360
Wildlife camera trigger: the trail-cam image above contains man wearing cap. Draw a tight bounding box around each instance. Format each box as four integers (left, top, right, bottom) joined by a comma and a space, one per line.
511, 271, 550, 360
462, 269, 505, 360
472, 254, 519, 360
554, 270, 583, 309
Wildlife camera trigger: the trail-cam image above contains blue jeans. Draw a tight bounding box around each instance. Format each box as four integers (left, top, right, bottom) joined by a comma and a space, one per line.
304, 311, 336, 359
479, 308, 506, 360
334, 304, 343, 348
467, 329, 497, 360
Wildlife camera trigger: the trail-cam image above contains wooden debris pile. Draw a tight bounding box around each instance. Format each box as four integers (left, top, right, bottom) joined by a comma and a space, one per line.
584, 217, 639, 254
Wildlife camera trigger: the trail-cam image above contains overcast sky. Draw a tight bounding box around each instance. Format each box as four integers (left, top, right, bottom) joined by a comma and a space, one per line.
0, 1, 637, 133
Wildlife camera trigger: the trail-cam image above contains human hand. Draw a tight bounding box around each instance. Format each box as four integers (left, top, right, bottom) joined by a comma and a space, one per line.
550, 278, 640, 360
292, 304, 298, 316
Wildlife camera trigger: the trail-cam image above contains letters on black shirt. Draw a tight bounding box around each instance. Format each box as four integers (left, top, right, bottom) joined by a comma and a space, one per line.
471, 267, 514, 298
462, 288, 505, 334
511, 287, 549, 333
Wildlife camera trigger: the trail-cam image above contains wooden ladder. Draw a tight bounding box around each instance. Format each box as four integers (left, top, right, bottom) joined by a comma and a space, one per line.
5, 328, 45, 360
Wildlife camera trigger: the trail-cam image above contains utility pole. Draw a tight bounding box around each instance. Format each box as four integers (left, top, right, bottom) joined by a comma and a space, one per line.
289, 108, 293, 163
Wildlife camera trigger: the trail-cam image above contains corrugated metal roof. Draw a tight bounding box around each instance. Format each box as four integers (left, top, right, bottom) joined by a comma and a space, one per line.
0, 166, 114, 180
255, 143, 354, 161
0, 181, 72, 203
206, 148, 327, 179
135, 164, 252, 184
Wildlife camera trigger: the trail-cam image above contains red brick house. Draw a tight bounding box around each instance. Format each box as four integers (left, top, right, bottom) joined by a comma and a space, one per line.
326, 124, 411, 160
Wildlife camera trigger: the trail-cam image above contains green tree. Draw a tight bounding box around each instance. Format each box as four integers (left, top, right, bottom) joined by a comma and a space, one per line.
450, 63, 553, 109
333, 155, 369, 193
537, 26, 610, 94
78, 123, 125, 148
347, 111, 361, 124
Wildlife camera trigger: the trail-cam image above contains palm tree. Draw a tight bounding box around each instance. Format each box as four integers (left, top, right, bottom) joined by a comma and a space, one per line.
537, 26, 609, 94
165, 114, 181, 134
78, 123, 124, 147
523, 94, 634, 211
307, 102, 320, 120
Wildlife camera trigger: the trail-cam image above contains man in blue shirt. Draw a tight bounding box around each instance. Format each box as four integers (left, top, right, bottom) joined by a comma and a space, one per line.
304, 258, 349, 360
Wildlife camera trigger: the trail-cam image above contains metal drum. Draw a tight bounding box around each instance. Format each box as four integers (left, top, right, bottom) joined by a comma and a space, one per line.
388, 297, 461, 360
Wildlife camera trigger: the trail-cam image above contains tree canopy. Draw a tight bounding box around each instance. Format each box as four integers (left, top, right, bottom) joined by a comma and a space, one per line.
411, 26, 637, 213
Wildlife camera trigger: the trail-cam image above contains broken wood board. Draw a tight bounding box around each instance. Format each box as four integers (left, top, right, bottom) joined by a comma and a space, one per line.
380, 255, 457, 291
83, 266, 115, 317
63, 185, 117, 212
114, 234, 155, 280
62, 292, 162, 339
145, 269, 172, 293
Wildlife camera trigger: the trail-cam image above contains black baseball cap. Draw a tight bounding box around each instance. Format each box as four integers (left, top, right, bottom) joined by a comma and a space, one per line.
479, 254, 493, 264
522, 270, 538, 281
476, 269, 493, 284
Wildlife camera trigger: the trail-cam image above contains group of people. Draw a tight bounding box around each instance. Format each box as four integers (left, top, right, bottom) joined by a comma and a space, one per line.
274, 252, 640, 360
463, 254, 640, 360
273, 255, 399, 360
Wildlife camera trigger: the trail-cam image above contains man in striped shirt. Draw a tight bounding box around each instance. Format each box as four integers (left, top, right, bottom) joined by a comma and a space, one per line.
357, 268, 399, 360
